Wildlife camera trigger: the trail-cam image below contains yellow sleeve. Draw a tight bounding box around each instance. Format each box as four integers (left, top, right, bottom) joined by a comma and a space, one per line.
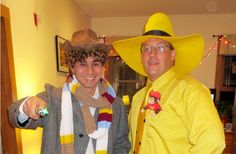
185, 85, 225, 154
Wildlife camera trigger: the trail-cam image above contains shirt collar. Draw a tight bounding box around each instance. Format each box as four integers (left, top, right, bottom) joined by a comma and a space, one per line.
150, 67, 176, 89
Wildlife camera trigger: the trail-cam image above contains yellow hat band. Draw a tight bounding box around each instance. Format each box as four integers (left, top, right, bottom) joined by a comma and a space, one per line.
143, 30, 171, 37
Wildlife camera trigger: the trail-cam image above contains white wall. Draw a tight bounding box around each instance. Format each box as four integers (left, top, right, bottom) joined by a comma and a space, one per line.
92, 13, 236, 88
3, 0, 91, 97
1, 0, 91, 153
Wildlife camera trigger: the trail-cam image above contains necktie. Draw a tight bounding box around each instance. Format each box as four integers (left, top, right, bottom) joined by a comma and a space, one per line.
133, 84, 152, 154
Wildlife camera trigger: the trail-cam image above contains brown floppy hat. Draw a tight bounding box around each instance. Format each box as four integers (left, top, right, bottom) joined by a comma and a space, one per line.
63, 29, 112, 67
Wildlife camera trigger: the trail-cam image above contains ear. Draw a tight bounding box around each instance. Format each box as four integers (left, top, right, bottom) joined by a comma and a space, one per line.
170, 50, 176, 61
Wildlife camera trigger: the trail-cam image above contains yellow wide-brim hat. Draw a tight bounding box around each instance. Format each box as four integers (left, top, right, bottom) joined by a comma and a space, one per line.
113, 12, 204, 76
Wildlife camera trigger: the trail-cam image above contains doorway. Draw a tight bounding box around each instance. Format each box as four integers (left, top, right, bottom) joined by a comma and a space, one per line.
1, 4, 22, 154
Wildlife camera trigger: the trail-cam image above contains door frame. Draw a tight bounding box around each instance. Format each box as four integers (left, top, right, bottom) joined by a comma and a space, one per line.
1, 4, 23, 154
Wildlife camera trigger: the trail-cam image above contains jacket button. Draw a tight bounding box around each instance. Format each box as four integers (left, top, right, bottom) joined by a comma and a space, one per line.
78, 134, 84, 138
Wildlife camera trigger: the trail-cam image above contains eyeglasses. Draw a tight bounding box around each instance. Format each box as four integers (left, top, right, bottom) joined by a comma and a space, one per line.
141, 43, 173, 54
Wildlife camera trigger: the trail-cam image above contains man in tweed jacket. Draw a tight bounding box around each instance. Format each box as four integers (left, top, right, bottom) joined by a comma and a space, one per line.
8, 29, 130, 154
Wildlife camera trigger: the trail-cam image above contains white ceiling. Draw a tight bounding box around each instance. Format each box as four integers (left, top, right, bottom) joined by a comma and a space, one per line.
74, 0, 236, 17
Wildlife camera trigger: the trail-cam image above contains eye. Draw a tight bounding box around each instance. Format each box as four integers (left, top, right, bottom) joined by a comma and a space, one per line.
79, 62, 86, 66
142, 45, 152, 52
156, 45, 165, 52
93, 62, 102, 66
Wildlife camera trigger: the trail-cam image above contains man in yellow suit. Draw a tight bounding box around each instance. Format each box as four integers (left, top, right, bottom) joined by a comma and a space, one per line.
113, 12, 225, 154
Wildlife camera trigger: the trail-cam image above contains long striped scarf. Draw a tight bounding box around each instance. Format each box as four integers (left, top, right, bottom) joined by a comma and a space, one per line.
60, 75, 116, 154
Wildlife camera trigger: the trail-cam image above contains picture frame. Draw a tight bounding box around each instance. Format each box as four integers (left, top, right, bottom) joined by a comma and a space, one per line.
55, 35, 69, 73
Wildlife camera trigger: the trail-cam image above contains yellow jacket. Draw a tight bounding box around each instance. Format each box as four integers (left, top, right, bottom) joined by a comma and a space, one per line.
129, 67, 225, 154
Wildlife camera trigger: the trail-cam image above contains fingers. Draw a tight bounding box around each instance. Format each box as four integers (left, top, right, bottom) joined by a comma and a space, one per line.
23, 96, 47, 120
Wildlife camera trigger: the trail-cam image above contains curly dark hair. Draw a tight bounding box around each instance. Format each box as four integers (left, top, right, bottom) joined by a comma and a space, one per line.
63, 41, 111, 68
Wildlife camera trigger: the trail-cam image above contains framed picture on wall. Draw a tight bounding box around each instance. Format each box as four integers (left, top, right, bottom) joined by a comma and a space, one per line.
55, 35, 69, 73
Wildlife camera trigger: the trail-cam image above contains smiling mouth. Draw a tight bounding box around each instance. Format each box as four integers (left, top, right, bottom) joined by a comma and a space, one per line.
148, 61, 159, 65
84, 77, 96, 81
84, 76, 96, 81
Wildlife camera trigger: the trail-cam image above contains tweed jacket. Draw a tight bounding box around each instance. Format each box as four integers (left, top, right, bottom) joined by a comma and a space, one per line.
8, 84, 130, 154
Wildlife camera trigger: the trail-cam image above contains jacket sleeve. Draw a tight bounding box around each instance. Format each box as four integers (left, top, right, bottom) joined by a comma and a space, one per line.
185, 85, 225, 153
112, 97, 131, 154
8, 92, 49, 129
8, 84, 59, 129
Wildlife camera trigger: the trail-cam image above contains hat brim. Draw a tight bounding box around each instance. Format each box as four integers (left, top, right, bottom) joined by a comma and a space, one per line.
113, 34, 204, 76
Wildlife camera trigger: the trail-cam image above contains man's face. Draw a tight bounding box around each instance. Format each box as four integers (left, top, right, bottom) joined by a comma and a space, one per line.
71, 56, 103, 95
141, 38, 175, 81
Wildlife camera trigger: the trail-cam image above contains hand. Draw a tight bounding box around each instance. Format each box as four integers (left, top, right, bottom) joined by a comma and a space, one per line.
23, 96, 47, 120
